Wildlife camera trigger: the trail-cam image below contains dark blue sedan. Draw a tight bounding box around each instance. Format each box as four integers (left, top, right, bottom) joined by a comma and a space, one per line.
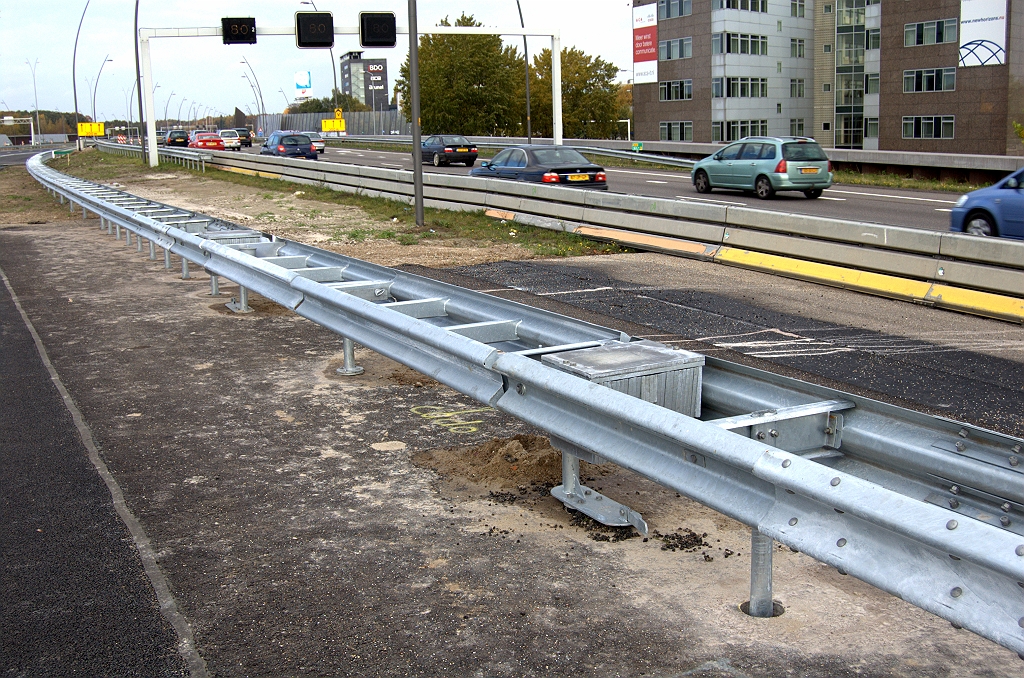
950, 167, 1024, 238
469, 146, 608, 190
259, 131, 317, 161
420, 135, 477, 167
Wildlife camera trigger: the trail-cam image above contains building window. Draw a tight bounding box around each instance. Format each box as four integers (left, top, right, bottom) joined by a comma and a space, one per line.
790, 118, 805, 135
777, 102, 783, 113
660, 121, 694, 141
726, 119, 769, 140
865, 72, 880, 94
835, 73, 864, 105
824, 44, 832, 53
713, 0, 768, 11
712, 77, 724, 97
902, 115, 955, 139
727, 77, 769, 97
867, 28, 881, 50
712, 33, 723, 54
823, 83, 832, 92
790, 78, 805, 97
904, 19, 958, 47
823, 3, 833, 12
864, 117, 879, 138
659, 79, 694, 101
791, 38, 805, 57
903, 68, 956, 92
712, 122, 723, 142
659, 0, 693, 19
837, 0, 865, 27
725, 33, 769, 55
822, 121, 832, 131
659, 37, 693, 60
791, 0, 805, 17
836, 32, 865, 66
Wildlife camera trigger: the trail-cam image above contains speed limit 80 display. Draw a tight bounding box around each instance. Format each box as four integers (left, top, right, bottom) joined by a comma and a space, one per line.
295, 12, 334, 48
221, 17, 257, 45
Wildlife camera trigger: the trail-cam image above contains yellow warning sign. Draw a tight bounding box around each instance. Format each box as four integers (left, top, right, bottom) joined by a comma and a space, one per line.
322, 118, 346, 133
334, 108, 344, 119
77, 122, 105, 137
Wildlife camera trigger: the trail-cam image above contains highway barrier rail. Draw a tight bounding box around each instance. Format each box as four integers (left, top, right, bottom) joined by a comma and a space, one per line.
28, 151, 1024, 658
94, 139, 1024, 323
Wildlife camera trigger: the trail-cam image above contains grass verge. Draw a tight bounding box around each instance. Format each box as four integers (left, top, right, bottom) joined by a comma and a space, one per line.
831, 169, 984, 193
47, 148, 631, 258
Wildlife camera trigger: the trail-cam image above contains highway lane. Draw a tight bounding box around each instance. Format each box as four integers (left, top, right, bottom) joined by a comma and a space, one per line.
0, 149, 45, 167
240, 144, 958, 232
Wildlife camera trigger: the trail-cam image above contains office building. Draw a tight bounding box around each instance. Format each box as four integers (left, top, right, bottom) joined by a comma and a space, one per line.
340, 51, 390, 109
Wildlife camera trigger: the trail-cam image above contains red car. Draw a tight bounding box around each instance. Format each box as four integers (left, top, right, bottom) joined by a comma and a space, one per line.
188, 132, 224, 151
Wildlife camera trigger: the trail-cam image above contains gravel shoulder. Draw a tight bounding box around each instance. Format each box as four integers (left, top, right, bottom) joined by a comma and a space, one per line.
1, 160, 1019, 676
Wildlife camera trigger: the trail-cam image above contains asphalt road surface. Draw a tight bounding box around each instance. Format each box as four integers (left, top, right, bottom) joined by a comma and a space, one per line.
241, 144, 960, 232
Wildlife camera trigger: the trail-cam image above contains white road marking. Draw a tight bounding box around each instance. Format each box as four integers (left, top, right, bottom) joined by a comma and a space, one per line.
606, 168, 689, 179
675, 195, 746, 206
935, 208, 952, 212
825, 188, 957, 204
646, 180, 668, 184
818, 196, 846, 201
536, 287, 614, 296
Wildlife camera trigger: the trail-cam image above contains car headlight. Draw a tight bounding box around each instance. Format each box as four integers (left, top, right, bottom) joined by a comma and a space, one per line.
954, 195, 968, 207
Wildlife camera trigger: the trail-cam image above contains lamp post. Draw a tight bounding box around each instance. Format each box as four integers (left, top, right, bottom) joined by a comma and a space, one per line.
92, 55, 112, 121
300, 0, 338, 109
514, 0, 531, 143
163, 91, 176, 129
240, 56, 266, 118
26, 59, 40, 144
176, 98, 187, 128
72, 0, 92, 148
279, 88, 291, 110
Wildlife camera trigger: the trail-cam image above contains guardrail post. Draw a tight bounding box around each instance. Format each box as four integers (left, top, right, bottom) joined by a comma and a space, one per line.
336, 338, 364, 376
125, 231, 132, 247
562, 450, 581, 497
164, 248, 171, 269
181, 258, 189, 279
226, 286, 253, 314
115, 224, 121, 240
149, 240, 156, 260
210, 275, 219, 296
82, 205, 87, 219
137, 236, 143, 253
744, 528, 779, 618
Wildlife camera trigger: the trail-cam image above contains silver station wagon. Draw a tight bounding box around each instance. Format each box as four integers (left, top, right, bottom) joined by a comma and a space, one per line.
692, 136, 833, 199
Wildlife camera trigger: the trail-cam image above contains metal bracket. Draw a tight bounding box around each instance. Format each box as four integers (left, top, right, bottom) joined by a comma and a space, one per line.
550, 436, 647, 534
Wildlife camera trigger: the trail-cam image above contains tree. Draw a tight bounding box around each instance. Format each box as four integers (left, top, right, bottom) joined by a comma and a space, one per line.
395, 14, 524, 136
288, 91, 369, 114
529, 47, 620, 139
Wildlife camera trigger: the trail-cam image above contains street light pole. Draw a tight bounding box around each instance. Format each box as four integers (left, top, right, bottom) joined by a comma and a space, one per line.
300, 0, 338, 109
134, 0, 147, 161
240, 56, 266, 121
177, 98, 187, 127
408, 0, 424, 227
92, 55, 112, 121
72, 0, 92, 147
514, 0, 531, 143
163, 91, 176, 128
26, 59, 40, 144
279, 88, 291, 109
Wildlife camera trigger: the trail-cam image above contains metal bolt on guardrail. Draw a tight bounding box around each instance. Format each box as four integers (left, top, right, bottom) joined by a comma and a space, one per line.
27, 151, 1024, 658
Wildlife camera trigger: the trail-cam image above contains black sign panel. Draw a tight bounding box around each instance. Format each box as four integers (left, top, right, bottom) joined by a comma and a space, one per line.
359, 12, 397, 48
222, 17, 257, 45
295, 11, 334, 49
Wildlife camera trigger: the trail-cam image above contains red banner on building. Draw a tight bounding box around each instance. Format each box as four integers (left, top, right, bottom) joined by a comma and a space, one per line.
633, 5, 658, 84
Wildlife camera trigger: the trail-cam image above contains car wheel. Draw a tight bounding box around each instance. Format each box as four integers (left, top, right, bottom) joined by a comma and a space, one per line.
432, 153, 443, 167
965, 213, 996, 236
804, 188, 823, 199
694, 170, 712, 194
466, 159, 475, 167
755, 175, 775, 199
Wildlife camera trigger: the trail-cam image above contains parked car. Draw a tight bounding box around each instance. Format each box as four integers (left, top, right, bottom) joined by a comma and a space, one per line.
218, 129, 242, 151
188, 132, 225, 151
468, 146, 607, 190
949, 166, 1024, 238
164, 130, 188, 147
421, 135, 478, 166
302, 131, 326, 154
692, 136, 833, 199
234, 128, 253, 147
259, 131, 317, 160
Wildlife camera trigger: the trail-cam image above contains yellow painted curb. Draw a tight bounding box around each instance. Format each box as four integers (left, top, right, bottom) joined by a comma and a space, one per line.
216, 166, 282, 180
716, 247, 934, 300
925, 284, 1024, 322
575, 225, 720, 259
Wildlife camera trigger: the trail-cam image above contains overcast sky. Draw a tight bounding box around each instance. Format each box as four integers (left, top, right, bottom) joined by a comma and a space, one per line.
0, 1, 634, 122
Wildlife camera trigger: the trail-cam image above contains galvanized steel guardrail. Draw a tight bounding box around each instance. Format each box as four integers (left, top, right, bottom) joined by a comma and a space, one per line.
27, 151, 1024, 659
94, 140, 211, 171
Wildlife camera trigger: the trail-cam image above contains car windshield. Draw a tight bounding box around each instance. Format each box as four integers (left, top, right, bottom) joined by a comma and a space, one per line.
531, 148, 590, 165
220, 131, 238, 137
236, 129, 250, 136
782, 142, 828, 161
305, 132, 322, 140
443, 136, 470, 146
281, 135, 310, 145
